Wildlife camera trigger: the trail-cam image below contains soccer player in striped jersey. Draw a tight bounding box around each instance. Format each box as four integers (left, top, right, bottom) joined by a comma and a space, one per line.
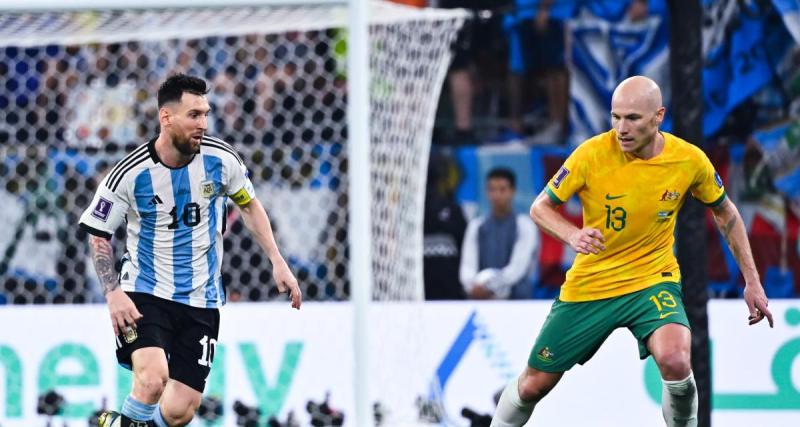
491, 76, 773, 427
79, 74, 301, 427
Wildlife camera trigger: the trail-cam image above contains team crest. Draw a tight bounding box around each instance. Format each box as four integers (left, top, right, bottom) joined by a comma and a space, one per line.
200, 180, 216, 198
537, 346, 555, 363
122, 326, 138, 344
659, 189, 680, 201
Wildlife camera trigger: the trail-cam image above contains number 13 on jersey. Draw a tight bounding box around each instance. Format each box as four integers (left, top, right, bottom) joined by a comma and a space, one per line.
604, 205, 627, 231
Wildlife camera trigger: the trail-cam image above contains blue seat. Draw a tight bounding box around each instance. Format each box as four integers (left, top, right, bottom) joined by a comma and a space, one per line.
531, 281, 560, 300
763, 266, 795, 298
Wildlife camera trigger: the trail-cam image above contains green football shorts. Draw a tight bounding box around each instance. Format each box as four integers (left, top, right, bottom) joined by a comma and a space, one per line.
528, 282, 690, 372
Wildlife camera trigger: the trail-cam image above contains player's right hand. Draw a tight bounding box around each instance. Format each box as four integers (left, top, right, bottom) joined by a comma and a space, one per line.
105, 288, 143, 336
273, 260, 302, 310
568, 227, 606, 255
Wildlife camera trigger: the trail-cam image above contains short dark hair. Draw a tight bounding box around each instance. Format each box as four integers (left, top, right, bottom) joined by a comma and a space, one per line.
487, 167, 516, 188
157, 74, 209, 108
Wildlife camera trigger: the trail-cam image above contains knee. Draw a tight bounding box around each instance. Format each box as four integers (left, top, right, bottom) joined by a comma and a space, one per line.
656, 349, 692, 380
133, 370, 168, 402
161, 398, 200, 426
517, 372, 558, 403
162, 409, 195, 427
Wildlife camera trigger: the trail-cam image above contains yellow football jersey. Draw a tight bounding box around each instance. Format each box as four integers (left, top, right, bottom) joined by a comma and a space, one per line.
545, 130, 726, 302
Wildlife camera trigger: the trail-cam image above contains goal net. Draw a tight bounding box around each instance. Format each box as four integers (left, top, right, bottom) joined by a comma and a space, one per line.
0, 1, 465, 305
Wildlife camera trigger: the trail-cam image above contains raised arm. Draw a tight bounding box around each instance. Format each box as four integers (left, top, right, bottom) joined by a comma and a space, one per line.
710, 197, 773, 327
530, 191, 605, 255
237, 198, 301, 309
88, 235, 142, 335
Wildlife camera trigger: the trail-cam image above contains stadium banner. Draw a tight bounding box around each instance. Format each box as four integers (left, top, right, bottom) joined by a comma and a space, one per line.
0, 301, 799, 426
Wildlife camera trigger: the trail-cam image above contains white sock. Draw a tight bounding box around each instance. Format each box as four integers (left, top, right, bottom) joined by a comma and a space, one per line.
662, 373, 698, 427
491, 379, 536, 427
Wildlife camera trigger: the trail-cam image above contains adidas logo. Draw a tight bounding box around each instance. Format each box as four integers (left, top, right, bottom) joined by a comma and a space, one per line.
148, 195, 163, 205
122, 272, 129, 280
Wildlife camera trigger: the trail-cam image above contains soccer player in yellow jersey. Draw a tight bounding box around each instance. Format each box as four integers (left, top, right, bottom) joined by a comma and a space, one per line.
491, 76, 774, 427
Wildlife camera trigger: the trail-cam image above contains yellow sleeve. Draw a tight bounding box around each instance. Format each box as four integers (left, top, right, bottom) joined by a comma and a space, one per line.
545, 145, 587, 205
691, 150, 726, 207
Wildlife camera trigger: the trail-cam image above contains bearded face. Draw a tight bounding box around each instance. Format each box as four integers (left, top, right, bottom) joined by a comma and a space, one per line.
162, 92, 210, 155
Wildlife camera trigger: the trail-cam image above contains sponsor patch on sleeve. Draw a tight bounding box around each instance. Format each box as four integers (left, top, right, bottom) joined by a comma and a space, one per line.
91, 197, 113, 222
714, 171, 724, 188
552, 166, 570, 189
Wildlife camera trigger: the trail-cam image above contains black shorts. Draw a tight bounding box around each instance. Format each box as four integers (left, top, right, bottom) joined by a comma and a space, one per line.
116, 292, 220, 393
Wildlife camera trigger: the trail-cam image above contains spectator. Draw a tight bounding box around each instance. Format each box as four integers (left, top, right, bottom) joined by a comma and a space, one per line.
424, 152, 468, 299
505, 0, 569, 144
460, 167, 538, 299
439, 0, 512, 145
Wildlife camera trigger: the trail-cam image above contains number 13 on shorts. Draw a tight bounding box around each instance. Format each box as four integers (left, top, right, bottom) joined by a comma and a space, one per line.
649, 290, 678, 318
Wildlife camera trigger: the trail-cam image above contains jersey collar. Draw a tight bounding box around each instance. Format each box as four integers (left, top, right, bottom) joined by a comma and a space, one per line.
148, 136, 197, 170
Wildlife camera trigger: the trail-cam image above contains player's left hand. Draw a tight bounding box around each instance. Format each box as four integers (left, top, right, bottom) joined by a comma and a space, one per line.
743, 283, 773, 328
273, 260, 302, 310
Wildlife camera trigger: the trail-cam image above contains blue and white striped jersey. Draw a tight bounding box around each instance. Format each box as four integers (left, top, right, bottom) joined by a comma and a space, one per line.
79, 136, 256, 308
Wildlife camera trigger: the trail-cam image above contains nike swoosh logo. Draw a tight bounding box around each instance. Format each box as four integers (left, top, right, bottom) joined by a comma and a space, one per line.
605, 193, 626, 200
659, 312, 678, 319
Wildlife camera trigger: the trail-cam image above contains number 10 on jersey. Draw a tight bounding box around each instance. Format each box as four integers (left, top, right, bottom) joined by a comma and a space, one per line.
169, 202, 201, 229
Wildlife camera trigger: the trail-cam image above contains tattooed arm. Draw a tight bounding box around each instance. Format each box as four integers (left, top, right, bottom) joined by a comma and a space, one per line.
710, 198, 773, 327
89, 235, 142, 335
89, 235, 120, 294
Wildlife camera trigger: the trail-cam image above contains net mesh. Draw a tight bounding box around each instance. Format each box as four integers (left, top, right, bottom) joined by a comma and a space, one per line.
0, 2, 466, 304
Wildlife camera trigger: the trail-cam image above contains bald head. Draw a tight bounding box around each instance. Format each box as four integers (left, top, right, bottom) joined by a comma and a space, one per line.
610, 76, 666, 158
612, 76, 663, 111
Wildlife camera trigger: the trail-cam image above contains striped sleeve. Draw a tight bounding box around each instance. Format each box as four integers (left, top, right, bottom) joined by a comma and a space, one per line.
201, 136, 255, 206
78, 146, 148, 238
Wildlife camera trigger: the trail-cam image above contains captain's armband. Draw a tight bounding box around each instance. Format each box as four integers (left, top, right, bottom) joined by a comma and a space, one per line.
230, 187, 253, 206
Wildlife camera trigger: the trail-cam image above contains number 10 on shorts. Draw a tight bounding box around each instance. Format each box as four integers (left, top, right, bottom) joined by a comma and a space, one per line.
198, 335, 217, 367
